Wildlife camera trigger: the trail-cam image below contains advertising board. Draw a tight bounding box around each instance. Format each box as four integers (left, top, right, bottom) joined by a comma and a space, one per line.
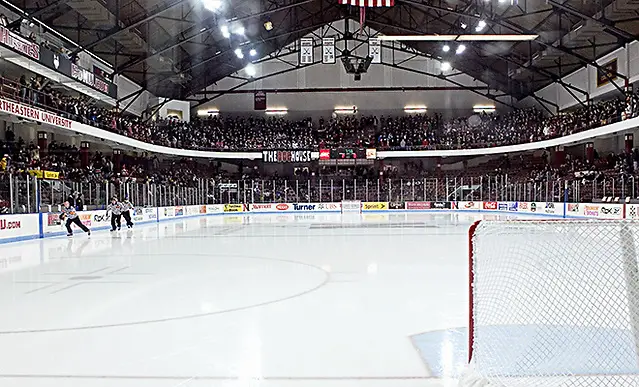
483, 201, 497, 210
456, 201, 482, 210
249, 203, 294, 212
224, 204, 245, 213
406, 202, 431, 210
0, 214, 40, 241
362, 202, 389, 211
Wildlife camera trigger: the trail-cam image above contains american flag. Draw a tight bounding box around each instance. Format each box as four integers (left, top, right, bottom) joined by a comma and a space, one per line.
339, 0, 394, 6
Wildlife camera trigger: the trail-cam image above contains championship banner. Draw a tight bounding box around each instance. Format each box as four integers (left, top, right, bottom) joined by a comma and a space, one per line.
322, 37, 335, 64
368, 38, 381, 63
300, 38, 313, 64
254, 91, 266, 110
362, 202, 389, 211
224, 204, 245, 213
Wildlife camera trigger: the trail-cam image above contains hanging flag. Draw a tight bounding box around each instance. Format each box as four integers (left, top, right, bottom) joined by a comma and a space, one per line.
300, 38, 313, 64
368, 38, 381, 63
339, 1, 395, 35
339, 0, 394, 6
322, 37, 335, 64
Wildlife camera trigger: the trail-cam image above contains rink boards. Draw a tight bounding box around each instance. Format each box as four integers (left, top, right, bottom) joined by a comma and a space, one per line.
0, 200, 635, 244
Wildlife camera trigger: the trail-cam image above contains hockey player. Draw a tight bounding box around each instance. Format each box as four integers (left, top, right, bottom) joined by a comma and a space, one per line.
107, 197, 123, 231
121, 198, 134, 228
60, 201, 91, 237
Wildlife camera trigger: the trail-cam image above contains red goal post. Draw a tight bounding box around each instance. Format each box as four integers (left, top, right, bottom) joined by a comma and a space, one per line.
466, 219, 639, 386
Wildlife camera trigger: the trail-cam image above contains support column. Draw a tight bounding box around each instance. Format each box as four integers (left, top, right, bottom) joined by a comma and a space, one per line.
37, 131, 47, 158
553, 146, 565, 168
113, 149, 122, 171
80, 141, 90, 168
585, 142, 595, 163
625, 133, 634, 153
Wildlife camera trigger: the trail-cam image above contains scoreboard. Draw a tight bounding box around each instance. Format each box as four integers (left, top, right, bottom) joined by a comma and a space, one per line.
320, 148, 366, 160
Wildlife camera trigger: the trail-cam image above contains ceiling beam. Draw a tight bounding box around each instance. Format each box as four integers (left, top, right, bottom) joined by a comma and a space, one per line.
70, 0, 189, 55
114, 0, 318, 75
6, 0, 66, 29
546, 0, 637, 43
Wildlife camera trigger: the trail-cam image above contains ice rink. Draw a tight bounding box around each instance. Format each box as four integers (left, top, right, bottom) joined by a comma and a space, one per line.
0, 211, 526, 387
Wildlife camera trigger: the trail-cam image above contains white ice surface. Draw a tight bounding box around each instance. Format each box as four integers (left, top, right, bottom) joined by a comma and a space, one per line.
0, 211, 521, 387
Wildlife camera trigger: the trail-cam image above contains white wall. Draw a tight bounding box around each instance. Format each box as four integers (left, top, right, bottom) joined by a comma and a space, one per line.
115, 76, 153, 117
158, 99, 191, 122
521, 42, 639, 111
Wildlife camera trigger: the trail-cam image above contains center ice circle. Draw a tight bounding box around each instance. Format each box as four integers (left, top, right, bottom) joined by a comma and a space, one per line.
0, 254, 329, 334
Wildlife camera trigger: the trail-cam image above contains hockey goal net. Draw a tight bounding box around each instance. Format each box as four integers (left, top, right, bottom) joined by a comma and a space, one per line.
341, 200, 362, 213
463, 220, 639, 387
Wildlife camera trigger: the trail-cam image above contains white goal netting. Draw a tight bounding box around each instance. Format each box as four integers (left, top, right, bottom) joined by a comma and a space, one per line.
464, 220, 639, 387
341, 200, 362, 213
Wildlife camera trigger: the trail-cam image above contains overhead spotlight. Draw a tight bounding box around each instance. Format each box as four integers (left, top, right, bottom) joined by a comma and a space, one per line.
476, 20, 486, 32
456, 44, 466, 54
249, 49, 257, 57
234, 48, 244, 59
264, 21, 273, 31
441, 61, 451, 71
234, 26, 245, 35
245, 64, 256, 77
203, 0, 222, 11
221, 25, 230, 38
460, 22, 467, 29
442, 44, 450, 52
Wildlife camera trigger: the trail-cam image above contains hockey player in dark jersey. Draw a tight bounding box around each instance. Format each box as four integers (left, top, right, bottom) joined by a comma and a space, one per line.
60, 201, 91, 237
121, 198, 134, 228
106, 197, 123, 231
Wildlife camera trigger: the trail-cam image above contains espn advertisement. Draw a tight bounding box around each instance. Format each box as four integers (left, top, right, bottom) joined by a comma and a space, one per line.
362, 202, 389, 211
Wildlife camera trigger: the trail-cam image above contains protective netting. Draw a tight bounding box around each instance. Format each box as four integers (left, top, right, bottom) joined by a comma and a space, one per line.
465, 220, 639, 387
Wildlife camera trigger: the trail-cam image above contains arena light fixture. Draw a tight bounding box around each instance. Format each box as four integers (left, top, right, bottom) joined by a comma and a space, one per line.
441, 61, 452, 71
197, 109, 220, 116
442, 44, 450, 52
220, 25, 230, 38
233, 25, 245, 35
404, 105, 427, 114
456, 44, 466, 54
334, 106, 358, 114
234, 48, 244, 59
475, 20, 486, 32
377, 34, 537, 41
473, 104, 495, 113
265, 107, 288, 115
249, 49, 257, 57
203, 0, 222, 12
264, 21, 273, 31
245, 63, 256, 77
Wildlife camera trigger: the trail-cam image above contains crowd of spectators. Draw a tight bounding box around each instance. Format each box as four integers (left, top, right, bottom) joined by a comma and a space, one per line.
2, 72, 639, 153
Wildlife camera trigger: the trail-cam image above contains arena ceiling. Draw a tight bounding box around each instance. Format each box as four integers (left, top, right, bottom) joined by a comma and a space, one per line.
5, 0, 639, 107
